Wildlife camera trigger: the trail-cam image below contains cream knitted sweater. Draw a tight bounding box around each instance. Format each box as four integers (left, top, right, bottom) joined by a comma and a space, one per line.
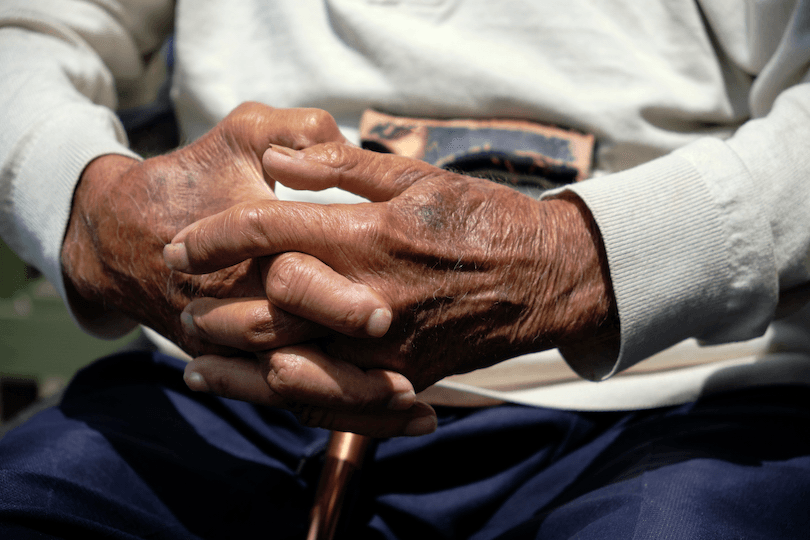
2, 0, 810, 409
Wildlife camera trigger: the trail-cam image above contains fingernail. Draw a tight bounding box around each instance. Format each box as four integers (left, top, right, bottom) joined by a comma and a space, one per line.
184, 370, 210, 392
366, 308, 392, 337
181, 310, 197, 337
267, 144, 301, 159
404, 413, 438, 437
163, 243, 189, 270
388, 389, 416, 411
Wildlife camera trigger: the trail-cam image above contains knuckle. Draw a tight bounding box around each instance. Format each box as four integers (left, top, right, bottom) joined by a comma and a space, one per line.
225, 101, 268, 134
315, 143, 358, 189
235, 203, 263, 231
234, 204, 274, 246
243, 307, 278, 349
319, 141, 352, 168
231, 101, 264, 116
265, 254, 309, 306
265, 354, 303, 397
294, 109, 340, 146
301, 108, 334, 129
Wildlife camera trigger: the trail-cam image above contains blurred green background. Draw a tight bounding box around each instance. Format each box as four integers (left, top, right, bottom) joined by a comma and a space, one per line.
1, 238, 138, 404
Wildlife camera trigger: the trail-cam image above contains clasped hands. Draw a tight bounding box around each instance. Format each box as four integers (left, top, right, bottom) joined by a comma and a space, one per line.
63, 103, 614, 438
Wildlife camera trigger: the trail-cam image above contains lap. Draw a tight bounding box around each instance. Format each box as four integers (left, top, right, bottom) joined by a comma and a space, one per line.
1, 352, 808, 539
493, 386, 810, 539
0, 351, 324, 539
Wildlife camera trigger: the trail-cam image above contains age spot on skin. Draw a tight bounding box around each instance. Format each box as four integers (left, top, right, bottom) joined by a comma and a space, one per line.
415, 192, 447, 231
417, 205, 444, 230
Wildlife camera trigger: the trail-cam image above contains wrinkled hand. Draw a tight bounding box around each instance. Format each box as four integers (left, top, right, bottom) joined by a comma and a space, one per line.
61, 104, 429, 436
166, 143, 617, 395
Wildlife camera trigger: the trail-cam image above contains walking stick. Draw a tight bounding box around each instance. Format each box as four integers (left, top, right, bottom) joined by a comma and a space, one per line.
306, 431, 373, 540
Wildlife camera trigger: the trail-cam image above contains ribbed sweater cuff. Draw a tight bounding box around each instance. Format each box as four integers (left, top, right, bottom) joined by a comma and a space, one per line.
544, 138, 778, 380
8, 105, 140, 338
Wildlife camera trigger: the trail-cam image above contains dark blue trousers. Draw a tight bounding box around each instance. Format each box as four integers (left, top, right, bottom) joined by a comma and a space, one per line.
1, 351, 809, 539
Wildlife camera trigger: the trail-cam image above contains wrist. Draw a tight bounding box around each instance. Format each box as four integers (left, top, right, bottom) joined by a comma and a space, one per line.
527, 193, 618, 354
61, 154, 140, 321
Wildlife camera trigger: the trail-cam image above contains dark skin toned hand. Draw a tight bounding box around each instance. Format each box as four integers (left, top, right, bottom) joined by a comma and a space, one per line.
165, 142, 618, 430
61, 103, 436, 437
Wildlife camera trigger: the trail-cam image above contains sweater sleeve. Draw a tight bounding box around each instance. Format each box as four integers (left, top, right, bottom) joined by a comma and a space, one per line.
550, 3, 810, 380
0, 0, 174, 337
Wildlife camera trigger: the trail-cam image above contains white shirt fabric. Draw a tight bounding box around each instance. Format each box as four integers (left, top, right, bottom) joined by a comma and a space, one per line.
2, 0, 810, 410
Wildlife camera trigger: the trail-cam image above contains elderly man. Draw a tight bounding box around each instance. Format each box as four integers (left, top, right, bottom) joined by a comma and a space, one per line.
2, 1, 810, 538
